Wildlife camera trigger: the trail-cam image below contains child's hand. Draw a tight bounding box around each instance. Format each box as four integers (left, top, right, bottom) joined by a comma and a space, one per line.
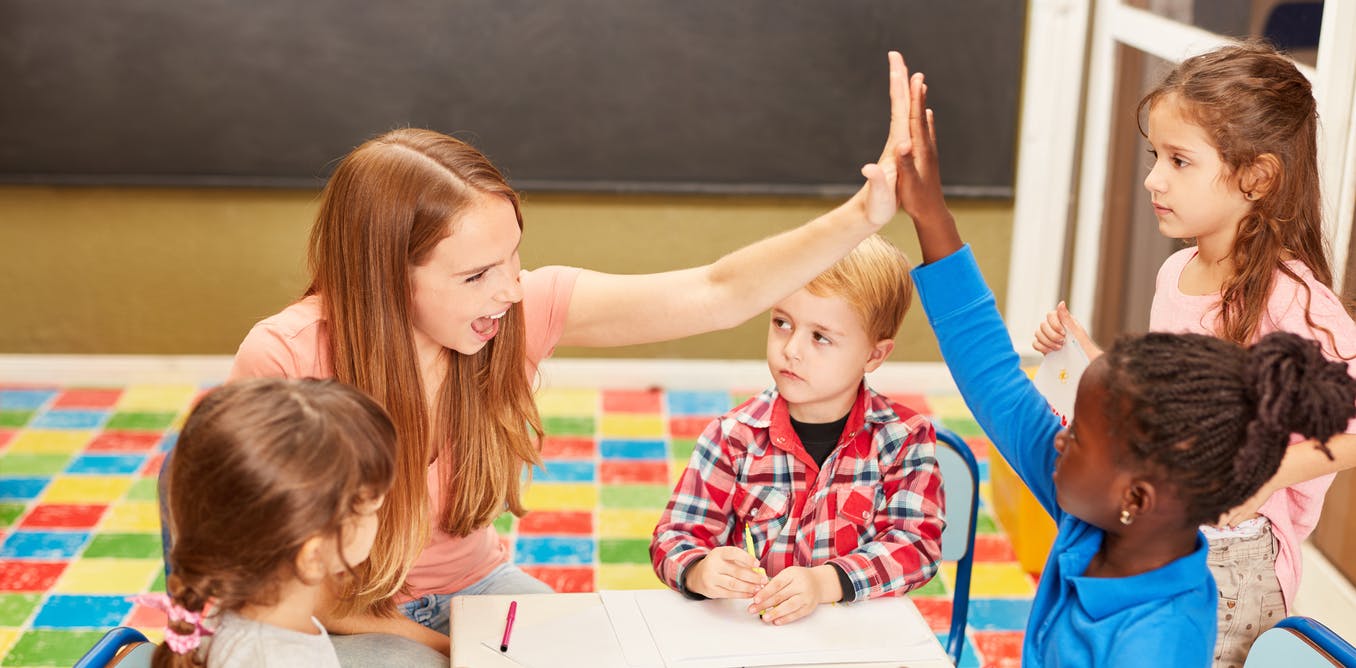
1034, 301, 1104, 359
893, 69, 948, 229
684, 546, 768, 599
749, 565, 841, 625
1216, 480, 1273, 529
855, 51, 914, 229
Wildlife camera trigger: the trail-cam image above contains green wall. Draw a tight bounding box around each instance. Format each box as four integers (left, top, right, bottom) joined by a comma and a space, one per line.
0, 186, 1011, 360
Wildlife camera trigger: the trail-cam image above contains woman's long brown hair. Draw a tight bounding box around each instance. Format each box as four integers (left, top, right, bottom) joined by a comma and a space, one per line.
153, 378, 396, 667
1138, 42, 1351, 355
308, 128, 544, 616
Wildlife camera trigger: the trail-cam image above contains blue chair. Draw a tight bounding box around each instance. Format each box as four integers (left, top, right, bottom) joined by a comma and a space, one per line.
73, 626, 155, 667
932, 424, 980, 666
1245, 615, 1356, 667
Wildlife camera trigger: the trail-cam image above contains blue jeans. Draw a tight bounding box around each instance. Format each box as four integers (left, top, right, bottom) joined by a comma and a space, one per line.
399, 562, 554, 635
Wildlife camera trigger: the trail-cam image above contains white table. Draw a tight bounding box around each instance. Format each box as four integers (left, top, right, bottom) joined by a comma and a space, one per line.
451, 592, 953, 668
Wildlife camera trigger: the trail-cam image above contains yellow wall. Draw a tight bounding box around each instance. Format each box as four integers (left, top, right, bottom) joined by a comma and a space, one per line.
0, 185, 1012, 359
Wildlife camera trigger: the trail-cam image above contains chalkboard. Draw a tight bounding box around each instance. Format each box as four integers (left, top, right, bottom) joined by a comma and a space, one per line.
0, 1, 1024, 197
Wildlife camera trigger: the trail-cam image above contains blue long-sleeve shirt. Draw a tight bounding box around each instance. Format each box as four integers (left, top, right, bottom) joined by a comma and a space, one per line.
912, 245, 1214, 667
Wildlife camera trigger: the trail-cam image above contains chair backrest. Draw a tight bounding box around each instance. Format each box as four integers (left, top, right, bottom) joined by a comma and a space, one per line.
73, 626, 154, 668
932, 424, 979, 666
1245, 616, 1355, 667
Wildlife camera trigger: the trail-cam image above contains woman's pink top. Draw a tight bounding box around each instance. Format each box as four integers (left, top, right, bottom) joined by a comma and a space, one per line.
228, 266, 581, 600
1150, 248, 1356, 610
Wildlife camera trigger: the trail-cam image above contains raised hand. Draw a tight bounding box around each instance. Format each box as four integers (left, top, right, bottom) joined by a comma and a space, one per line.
855, 51, 914, 229
890, 69, 962, 263
1033, 301, 1103, 359
683, 546, 768, 599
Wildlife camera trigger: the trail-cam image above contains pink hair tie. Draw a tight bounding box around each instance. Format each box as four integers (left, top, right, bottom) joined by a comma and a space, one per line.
131, 593, 215, 654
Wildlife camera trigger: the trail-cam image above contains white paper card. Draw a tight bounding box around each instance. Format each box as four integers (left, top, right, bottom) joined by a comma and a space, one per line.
1032, 334, 1090, 426
486, 601, 631, 668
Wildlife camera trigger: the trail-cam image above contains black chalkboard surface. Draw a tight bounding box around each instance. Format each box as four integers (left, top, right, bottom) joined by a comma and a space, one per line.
0, 1, 1024, 196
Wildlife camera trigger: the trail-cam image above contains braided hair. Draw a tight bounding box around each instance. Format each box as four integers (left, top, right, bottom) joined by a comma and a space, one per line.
1102, 331, 1355, 527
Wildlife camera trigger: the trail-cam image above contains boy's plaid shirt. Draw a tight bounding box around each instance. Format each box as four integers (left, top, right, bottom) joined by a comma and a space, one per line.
650, 383, 945, 602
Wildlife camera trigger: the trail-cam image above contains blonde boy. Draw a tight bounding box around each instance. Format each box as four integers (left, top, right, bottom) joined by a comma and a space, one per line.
650, 235, 944, 625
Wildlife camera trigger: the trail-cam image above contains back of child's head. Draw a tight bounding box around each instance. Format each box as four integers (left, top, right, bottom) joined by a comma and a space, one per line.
1101, 331, 1355, 527
1138, 41, 1333, 345
154, 378, 396, 668
803, 234, 913, 341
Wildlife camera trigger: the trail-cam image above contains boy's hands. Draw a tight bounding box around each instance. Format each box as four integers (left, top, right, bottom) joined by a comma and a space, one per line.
749, 565, 842, 625
684, 546, 768, 599
1031, 301, 1103, 359
890, 62, 962, 264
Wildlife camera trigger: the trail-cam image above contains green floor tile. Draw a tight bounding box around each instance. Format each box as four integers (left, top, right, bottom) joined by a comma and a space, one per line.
0, 503, 25, 528
0, 454, 71, 476
911, 575, 947, 597
0, 594, 41, 626
939, 416, 983, 439
0, 411, 33, 428
669, 439, 697, 463
975, 509, 998, 534
2, 629, 105, 666
599, 484, 669, 508
149, 570, 166, 593
493, 512, 514, 535
543, 416, 594, 436
104, 412, 177, 430
124, 478, 159, 502
598, 538, 650, 564
82, 533, 163, 559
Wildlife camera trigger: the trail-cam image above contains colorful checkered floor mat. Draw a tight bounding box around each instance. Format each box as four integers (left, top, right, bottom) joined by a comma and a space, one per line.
0, 384, 1030, 667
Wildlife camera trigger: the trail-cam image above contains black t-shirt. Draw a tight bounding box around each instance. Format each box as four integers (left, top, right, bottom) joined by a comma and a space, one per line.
789, 412, 851, 469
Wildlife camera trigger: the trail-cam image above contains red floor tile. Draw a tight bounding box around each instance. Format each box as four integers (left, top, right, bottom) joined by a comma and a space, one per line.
522, 566, 593, 593
973, 535, 1018, 562
87, 431, 161, 453
972, 630, 1023, 667
140, 452, 166, 477
518, 511, 593, 535
540, 437, 595, 459
52, 389, 123, 409
965, 437, 991, 460
911, 596, 953, 633
891, 393, 932, 415
19, 504, 107, 529
599, 461, 668, 485
601, 389, 662, 413
126, 603, 168, 628
0, 430, 13, 449
668, 417, 713, 439
0, 561, 67, 592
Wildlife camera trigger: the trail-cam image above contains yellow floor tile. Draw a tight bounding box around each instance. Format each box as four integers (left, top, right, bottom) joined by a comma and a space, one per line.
967, 562, 1038, 597
598, 414, 664, 438
100, 501, 162, 532
533, 388, 598, 416
6, 430, 96, 454
41, 476, 134, 503
117, 385, 198, 412
925, 395, 971, 419
597, 563, 667, 590
598, 509, 664, 538
53, 559, 161, 594
0, 628, 19, 660
668, 465, 683, 488
523, 483, 597, 511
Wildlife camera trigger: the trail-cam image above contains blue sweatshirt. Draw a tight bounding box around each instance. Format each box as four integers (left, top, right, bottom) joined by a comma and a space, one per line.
912, 245, 1214, 667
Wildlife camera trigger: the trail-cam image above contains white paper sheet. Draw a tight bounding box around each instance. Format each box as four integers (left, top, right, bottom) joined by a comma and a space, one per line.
602, 589, 946, 668
1033, 334, 1090, 426
486, 601, 631, 668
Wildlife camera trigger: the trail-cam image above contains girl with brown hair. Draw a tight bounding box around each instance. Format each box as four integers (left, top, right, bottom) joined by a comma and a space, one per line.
228, 52, 919, 661
147, 378, 395, 667
1032, 41, 1356, 665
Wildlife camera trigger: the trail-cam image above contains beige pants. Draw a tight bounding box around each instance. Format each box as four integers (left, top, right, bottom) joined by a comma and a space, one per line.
1207, 526, 1285, 668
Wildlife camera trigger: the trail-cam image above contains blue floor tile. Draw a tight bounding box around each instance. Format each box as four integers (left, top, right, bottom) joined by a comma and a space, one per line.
31, 595, 133, 628
28, 410, 107, 430
158, 431, 179, 452
0, 477, 50, 501
514, 536, 594, 565
532, 461, 596, 483
0, 390, 57, 411
1, 531, 90, 559
665, 391, 731, 416
599, 439, 667, 460
966, 598, 1033, 631
65, 454, 148, 475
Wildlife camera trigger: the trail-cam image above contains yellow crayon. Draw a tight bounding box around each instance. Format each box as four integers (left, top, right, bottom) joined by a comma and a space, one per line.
744, 525, 771, 616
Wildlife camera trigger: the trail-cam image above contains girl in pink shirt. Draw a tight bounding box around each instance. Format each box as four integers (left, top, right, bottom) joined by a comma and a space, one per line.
1034, 42, 1356, 667
228, 53, 921, 664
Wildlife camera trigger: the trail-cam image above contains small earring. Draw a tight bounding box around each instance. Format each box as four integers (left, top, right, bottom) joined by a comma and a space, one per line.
1245, 191, 1257, 201
1119, 509, 1134, 526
